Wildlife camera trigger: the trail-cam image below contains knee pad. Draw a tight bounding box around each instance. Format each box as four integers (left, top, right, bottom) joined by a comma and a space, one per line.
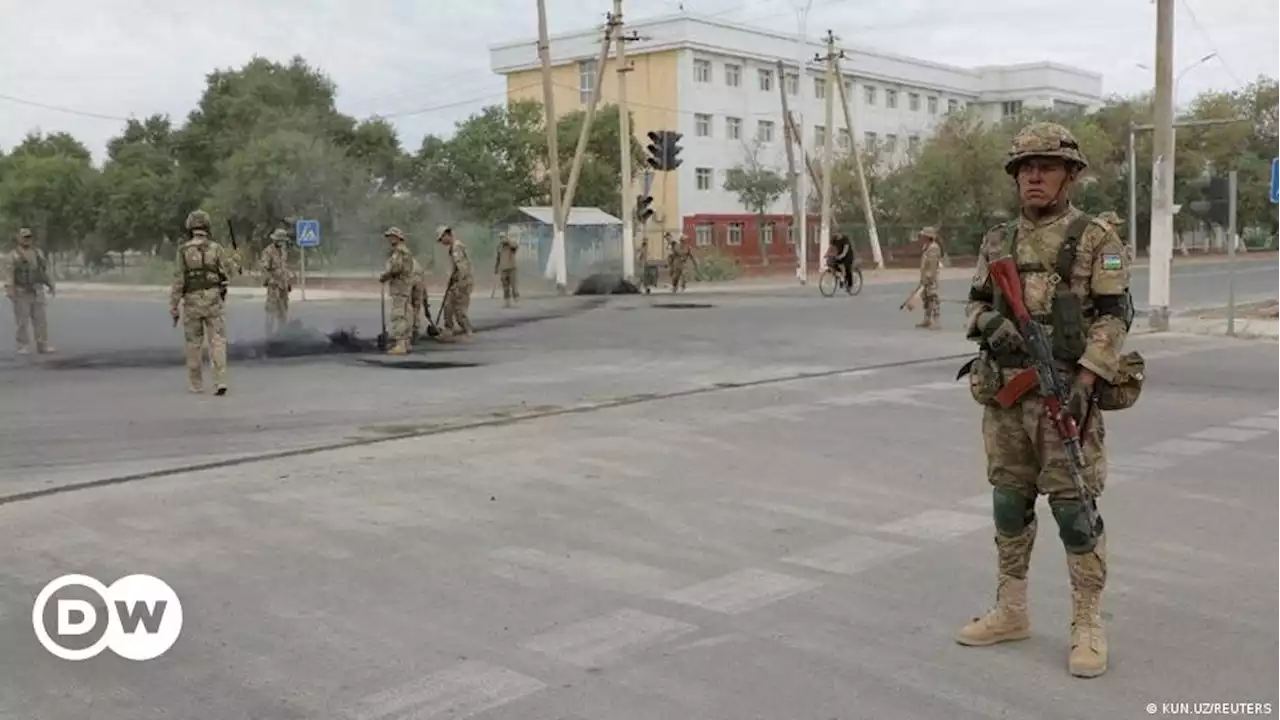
1049, 499, 1103, 553
992, 487, 1035, 536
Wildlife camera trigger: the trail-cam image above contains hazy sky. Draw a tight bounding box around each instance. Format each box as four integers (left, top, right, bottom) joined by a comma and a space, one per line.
0, 0, 1275, 162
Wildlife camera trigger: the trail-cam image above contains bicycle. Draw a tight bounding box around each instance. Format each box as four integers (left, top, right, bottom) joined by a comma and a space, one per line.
818, 262, 863, 297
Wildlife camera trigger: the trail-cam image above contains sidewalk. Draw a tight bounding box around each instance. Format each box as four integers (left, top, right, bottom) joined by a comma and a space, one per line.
1168, 300, 1280, 340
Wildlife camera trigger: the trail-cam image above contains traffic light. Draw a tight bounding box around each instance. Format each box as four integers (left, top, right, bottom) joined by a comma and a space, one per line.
636, 195, 655, 223
662, 132, 683, 170
646, 131, 667, 171
1187, 175, 1230, 227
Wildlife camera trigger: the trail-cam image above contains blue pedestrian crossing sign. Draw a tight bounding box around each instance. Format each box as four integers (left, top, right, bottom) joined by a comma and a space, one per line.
296, 219, 321, 248
1270, 158, 1278, 205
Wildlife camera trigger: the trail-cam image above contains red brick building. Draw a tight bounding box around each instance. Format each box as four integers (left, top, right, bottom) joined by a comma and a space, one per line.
680, 213, 827, 274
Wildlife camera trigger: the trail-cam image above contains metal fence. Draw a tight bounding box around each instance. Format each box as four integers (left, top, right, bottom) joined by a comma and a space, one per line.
500, 221, 624, 279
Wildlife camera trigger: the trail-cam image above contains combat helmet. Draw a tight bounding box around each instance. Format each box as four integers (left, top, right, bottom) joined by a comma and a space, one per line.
269, 228, 289, 243
1004, 122, 1088, 175
185, 210, 212, 231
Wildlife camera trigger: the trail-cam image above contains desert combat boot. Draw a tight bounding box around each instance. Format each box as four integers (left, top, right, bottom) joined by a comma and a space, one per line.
1066, 535, 1108, 678
957, 524, 1035, 646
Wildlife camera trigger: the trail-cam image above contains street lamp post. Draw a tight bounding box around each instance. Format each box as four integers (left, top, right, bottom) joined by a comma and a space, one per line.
792, 0, 813, 284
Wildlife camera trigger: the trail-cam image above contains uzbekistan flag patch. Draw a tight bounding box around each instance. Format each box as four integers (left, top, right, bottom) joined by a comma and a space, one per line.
1101, 254, 1123, 270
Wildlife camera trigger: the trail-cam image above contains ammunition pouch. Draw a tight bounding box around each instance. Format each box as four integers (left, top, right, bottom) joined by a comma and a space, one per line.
958, 351, 1003, 407
1094, 351, 1145, 411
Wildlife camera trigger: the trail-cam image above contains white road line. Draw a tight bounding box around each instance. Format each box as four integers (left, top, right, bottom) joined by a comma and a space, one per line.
521, 609, 697, 668
1230, 417, 1280, 431
1187, 427, 1273, 443
351, 660, 546, 720
662, 568, 821, 615
782, 535, 918, 576
1142, 439, 1228, 456
1110, 453, 1177, 471
875, 509, 991, 541
488, 547, 683, 596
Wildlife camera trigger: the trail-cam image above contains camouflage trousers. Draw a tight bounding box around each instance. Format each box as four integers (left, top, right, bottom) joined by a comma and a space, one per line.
670, 267, 686, 292
181, 290, 227, 390
443, 280, 474, 334
921, 278, 940, 322
388, 291, 412, 344
9, 290, 49, 351
264, 286, 289, 336
983, 389, 1107, 578
410, 285, 429, 337
499, 269, 519, 301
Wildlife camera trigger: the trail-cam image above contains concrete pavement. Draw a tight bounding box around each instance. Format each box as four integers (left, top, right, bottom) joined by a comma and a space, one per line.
0, 277, 1275, 719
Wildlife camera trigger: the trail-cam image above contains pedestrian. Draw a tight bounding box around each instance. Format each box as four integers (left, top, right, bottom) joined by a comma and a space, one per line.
4, 227, 56, 355
437, 225, 474, 340
258, 228, 293, 337
957, 121, 1137, 678
378, 227, 416, 355
917, 227, 943, 329
170, 210, 237, 394
494, 231, 520, 307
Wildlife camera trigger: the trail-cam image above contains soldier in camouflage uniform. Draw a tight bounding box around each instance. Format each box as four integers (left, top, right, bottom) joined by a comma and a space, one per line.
378, 227, 416, 354
667, 234, 697, 293
170, 211, 238, 395
437, 225, 474, 339
409, 256, 430, 340
957, 122, 1133, 679
258, 228, 293, 337
916, 227, 943, 329
494, 232, 520, 308
4, 227, 56, 355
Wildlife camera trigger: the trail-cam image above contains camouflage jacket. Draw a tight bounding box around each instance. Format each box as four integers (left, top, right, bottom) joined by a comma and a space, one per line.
965, 204, 1130, 383
258, 244, 292, 290
5, 246, 53, 296
170, 232, 236, 308
383, 243, 416, 296
495, 239, 518, 272
449, 240, 473, 285
920, 241, 941, 284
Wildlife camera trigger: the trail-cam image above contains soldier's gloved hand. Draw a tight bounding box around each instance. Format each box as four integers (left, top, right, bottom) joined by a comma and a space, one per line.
977, 311, 1023, 355
1066, 376, 1093, 425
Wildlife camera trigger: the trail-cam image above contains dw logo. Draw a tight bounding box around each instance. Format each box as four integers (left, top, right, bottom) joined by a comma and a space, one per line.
32, 574, 183, 661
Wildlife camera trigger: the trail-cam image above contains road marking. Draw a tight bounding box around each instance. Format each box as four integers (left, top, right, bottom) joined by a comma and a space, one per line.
351, 660, 545, 720
1142, 439, 1228, 456
782, 535, 918, 576
875, 509, 991, 541
1187, 427, 1273, 443
489, 547, 683, 596
1109, 453, 1177, 471
1230, 417, 1279, 431
521, 609, 697, 668
662, 568, 821, 615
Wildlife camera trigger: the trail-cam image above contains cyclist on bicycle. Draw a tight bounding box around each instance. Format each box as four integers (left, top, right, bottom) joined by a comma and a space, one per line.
827, 233, 855, 294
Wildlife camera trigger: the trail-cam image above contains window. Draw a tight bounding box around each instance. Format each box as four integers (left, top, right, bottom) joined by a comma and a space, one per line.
695, 113, 712, 137
864, 86, 877, 105
758, 69, 773, 92
908, 92, 920, 111
757, 120, 775, 143
1001, 100, 1023, 118
948, 98, 959, 114
838, 128, 851, 150
695, 167, 713, 190
908, 135, 920, 153
578, 59, 597, 104
695, 224, 713, 247
814, 77, 826, 99
885, 133, 897, 154
726, 116, 742, 140
814, 125, 827, 147
843, 79, 854, 99
886, 89, 898, 109
762, 222, 774, 245
927, 96, 938, 114
864, 131, 877, 147
784, 73, 798, 96
725, 63, 741, 87
727, 223, 743, 246
694, 59, 712, 83
787, 225, 797, 244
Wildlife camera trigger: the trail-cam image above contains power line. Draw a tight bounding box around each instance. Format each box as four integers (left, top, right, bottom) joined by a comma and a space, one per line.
1177, 0, 1243, 86
0, 93, 131, 121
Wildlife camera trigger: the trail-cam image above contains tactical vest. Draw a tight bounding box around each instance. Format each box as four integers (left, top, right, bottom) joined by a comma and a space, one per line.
181, 241, 225, 293
12, 250, 46, 290
991, 214, 1095, 364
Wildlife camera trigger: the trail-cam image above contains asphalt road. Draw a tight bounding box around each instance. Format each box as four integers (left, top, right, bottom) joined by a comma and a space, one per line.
0, 269, 1275, 719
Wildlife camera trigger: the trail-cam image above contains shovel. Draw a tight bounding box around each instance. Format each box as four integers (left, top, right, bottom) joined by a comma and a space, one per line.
375, 282, 390, 352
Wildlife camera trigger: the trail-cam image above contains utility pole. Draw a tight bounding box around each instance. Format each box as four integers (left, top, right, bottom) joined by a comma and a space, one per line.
834, 58, 884, 270
816, 30, 837, 265
778, 59, 803, 270
536, 0, 567, 291
1147, 0, 1175, 331
613, 0, 637, 281
1226, 169, 1238, 336
561, 20, 615, 227
1126, 121, 1137, 259
791, 2, 812, 283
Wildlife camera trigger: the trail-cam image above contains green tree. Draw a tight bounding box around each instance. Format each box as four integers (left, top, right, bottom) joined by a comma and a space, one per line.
96, 115, 198, 256
554, 104, 645, 218
0, 132, 100, 257
723, 139, 787, 265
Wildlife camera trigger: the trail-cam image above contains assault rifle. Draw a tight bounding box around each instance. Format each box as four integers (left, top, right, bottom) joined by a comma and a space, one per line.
987, 255, 1098, 539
